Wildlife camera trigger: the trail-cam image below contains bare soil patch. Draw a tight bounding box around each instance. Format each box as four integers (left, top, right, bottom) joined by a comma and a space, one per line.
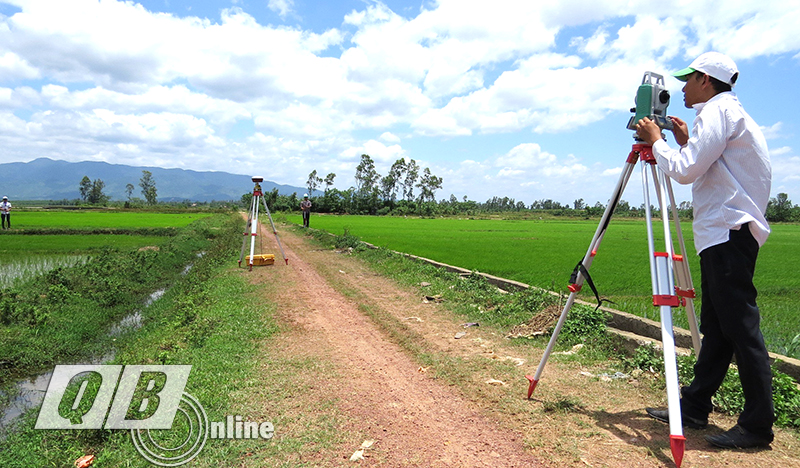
245, 223, 800, 467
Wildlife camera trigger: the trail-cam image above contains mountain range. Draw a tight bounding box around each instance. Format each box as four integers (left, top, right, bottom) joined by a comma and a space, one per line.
0, 158, 310, 202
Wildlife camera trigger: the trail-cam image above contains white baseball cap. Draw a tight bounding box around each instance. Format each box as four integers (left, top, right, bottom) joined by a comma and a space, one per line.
673, 52, 739, 87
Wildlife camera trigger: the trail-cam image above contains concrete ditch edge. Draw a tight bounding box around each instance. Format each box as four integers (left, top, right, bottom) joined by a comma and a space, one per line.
375, 245, 800, 382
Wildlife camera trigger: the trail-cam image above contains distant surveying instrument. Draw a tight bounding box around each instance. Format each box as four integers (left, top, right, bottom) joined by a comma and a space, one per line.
526, 72, 700, 467
239, 176, 288, 270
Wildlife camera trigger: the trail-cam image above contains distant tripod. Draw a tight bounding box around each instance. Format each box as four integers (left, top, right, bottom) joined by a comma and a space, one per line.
525, 137, 702, 468
239, 177, 288, 270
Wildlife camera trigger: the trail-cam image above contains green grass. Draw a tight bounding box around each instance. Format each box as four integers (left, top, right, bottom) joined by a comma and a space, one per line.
288, 214, 800, 357
12, 211, 211, 229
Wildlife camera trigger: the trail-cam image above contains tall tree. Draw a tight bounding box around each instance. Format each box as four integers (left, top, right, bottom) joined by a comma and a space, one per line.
380, 174, 396, 202
767, 192, 793, 222
324, 173, 336, 193
125, 183, 134, 201
354, 154, 379, 195
306, 170, 323, 195
79, 176, 92, 202
388, 158, 406, 201
87, 179, 108, 205
403, 159, 419, 201
416, 167, 443, 202
139, 170, 158, 205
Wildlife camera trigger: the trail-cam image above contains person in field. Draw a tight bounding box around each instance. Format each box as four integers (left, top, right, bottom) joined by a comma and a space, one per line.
1, 196, 11, 229
300, 194, 312, 228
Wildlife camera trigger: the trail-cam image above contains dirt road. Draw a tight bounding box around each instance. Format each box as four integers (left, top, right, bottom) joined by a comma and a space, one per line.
244, 223, 800, 467
247, 224, 545, 467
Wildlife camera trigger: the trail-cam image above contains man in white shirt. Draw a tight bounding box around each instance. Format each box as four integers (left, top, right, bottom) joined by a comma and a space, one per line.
636, 52, 774, 449
0, 196, 11, 229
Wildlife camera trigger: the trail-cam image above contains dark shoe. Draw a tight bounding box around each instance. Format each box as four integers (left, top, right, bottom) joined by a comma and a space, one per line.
646, 407, 708, 429
705, 425, 773, 449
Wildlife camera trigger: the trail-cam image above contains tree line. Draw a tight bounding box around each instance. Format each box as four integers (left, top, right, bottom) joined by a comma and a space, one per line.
246, 152, 797, 224
303, 154, 444, 215
68, 154, 797, 224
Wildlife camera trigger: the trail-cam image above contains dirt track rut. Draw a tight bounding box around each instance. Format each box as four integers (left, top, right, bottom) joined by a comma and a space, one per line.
252, 225, 546, 467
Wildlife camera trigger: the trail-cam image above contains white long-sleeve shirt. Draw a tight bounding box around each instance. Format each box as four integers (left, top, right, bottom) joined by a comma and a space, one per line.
653, 92, 771, 254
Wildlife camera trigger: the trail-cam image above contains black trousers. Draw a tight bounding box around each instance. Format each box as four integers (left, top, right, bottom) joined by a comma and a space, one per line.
1, 212, 9, 228
681, 224, 774, 435
302, 210, 310, 227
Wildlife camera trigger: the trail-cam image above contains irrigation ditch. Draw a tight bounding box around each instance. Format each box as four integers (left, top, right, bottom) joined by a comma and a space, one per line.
0, 254, 201, 439
0, 289, 163, 438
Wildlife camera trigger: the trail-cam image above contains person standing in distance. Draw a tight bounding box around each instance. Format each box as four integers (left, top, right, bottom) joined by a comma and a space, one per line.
0, 196, 11, 229
300, 194, 312, 228
636, 51, 774, 449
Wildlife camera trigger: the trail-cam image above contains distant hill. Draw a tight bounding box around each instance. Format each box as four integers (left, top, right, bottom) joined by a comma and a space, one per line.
0, 158, 312, 202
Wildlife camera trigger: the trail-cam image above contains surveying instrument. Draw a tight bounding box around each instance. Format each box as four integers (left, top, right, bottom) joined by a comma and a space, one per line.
239, 176, 288, 270
525, 72, 701, 467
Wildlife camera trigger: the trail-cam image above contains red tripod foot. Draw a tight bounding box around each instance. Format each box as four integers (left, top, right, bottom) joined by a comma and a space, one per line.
525, 375, 538, 399
670, 435, 685, 467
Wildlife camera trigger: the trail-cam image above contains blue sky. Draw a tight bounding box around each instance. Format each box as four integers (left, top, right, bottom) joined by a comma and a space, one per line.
1, 0, 799, 206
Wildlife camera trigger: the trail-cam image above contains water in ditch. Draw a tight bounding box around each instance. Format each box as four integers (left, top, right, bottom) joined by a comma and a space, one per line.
0, 287, 167, 437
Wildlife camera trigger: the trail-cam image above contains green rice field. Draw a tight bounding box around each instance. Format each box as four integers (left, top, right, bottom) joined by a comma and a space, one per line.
14, 211, 209, 229
0, 210, 212, 286
287, 214, 800, 357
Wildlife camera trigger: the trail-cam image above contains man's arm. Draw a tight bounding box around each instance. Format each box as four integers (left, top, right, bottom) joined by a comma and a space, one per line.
637, 110, 727, 184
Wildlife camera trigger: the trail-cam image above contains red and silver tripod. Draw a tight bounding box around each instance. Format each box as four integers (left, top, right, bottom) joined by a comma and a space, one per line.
525, 138, 702, 467
239, 176, 288, 270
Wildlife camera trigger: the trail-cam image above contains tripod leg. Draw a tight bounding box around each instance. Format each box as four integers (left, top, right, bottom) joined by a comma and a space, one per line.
643, 163, 686, 467
260, 196, 289, 265
664, 179, 701, 357
239, 218, 251, 267
248, 194, 260, 271
239, 196, 256, 267
526, 158, 638, 398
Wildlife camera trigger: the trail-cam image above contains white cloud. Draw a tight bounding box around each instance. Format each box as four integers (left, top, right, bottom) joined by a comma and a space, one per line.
771, 146, 792, 156
340, 139, 408, 166
379, 132, 400, 143
0, 51, 39, 80
268, 0, 294, 19
761, 122, 785, 140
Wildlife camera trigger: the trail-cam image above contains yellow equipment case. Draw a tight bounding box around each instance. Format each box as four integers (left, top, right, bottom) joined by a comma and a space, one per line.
246, 254, 275, 266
